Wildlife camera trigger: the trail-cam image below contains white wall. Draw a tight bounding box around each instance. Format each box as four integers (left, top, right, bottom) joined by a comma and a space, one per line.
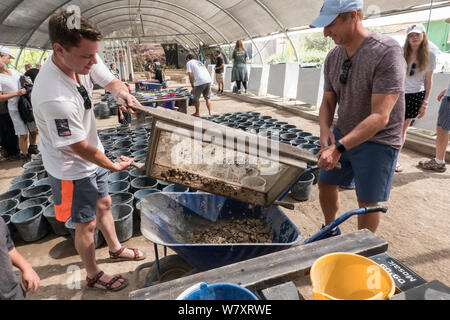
296, 67, 324, 108
248, 64, 270, 96
266, 62, 300, 99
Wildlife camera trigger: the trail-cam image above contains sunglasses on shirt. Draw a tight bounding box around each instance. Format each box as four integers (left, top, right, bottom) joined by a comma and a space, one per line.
339, 59, 352, 85
409, 62, 417, 76
77, 85, 92, 110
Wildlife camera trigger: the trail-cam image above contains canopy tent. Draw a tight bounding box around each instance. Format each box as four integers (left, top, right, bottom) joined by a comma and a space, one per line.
1, 0, 447, 53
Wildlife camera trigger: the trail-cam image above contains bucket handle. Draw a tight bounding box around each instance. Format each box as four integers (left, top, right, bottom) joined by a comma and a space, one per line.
303, 206, 388, 244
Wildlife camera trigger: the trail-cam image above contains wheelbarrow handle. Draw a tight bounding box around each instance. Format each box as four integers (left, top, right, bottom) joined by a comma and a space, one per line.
303, 206, 388, 244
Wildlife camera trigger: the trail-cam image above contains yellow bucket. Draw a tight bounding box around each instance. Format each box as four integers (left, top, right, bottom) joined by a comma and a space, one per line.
310, 252, 395, 300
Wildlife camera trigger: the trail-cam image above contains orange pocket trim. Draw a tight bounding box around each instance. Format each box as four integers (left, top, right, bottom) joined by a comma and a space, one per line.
54, 180, 74, 223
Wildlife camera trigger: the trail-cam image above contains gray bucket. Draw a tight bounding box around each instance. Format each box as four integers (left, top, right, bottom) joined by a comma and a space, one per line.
134, 154, 147, 162
23, 165, 47, 180
290, 172, 315, 201
17, 196, 48, 211
33, 177, 51, 187
0, 199, 19, 216
110, 192, 134, 206
21, 185, 52, 200
131, 177, 158, 192
10, 205, 49, 242
11, 172, 38, 184
111, 148, 132, 159
156, 179, 170, 191
162, 184, 189, 193
43, 204, 70, 236
8, 179, 34, 192
129, 168, 146, 180
0, 189, 22, 202
111, 204, 133, 242
108, 181, 130, 194
108, 171, 130, 183
113, 140, 132, 150
64, 217, 105, 248
132, 150, 147, 158
133, 188, 160, 205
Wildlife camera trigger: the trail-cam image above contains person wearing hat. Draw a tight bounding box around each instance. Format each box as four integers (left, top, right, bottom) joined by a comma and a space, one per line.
0, 46, 39, 164
395, 23, 436, 173
311, 0, 406, 235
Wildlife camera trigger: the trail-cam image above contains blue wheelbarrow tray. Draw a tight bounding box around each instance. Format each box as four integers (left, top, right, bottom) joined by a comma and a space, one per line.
140, 192, 301, 271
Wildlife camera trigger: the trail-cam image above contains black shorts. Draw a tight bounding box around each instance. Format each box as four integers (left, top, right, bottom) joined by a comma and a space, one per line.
405, 91, 425, 119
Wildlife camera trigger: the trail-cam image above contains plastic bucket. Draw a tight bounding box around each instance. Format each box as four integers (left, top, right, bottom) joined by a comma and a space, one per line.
0, 189, 22, 202
156, 179, 170, 190
110, 192, 134, 206
10, 205, 49, 242
129, 168, 147, 180
65, 217, 105, 248
291, 172, 314, 201
17, 196, 48, 211
0, 199, 19, 216
23, 165, 47, 180
290, 138, 308, 147
108, 171, 130, 183
21, 185, 52, 200
162, 184, 189, 193
178, 282, 258, 300
8, 179, 34, 192
43, 204, 70, 236
132, 150, 147, 158
111, 204, 134, 242
113, 140, 132, 150
33, 177, 51, 187
108, 181, 130, 194
310, 252, 395, 300
133, 188, 160, 204
11, 172, 38, 184
131, 177, 158, 192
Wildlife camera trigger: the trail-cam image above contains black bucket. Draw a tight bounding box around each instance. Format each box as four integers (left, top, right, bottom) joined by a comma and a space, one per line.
131, 150, 147, 158
111, 204, 133, 242
133, 188, 160, 206
110, 192, 134, 206
290, 172, 315, 201
131, 177, 158, 192
21, 185, 52, 200
156, 179, 170, 191
11, 205, 49, 242
108, 181, 130, 194
0, 189, 22, 202
43, 204, 70, 236
8, 179, 34, 192
17, 197, 48, 211
11, 172, 37, 184
0, 199, 19, 216
113, 140, 132, 150
129, 168, 146, 180
162, 184, 189, 193
64, 217, 105, 248
108, 171, 130, 183
23, 165, 47, 180
33, 177, 51, 187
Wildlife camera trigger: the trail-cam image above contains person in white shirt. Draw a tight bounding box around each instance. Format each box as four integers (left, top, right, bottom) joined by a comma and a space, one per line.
31, 10, 145, 292
185, 54, 212, 116
0, 46, 39, 164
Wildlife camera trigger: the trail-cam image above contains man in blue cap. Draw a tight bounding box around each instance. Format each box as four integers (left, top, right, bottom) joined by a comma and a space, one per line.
311, 0, 406, 235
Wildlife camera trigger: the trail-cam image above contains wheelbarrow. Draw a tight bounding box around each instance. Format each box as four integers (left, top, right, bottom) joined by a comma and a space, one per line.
135, 191, 387, 288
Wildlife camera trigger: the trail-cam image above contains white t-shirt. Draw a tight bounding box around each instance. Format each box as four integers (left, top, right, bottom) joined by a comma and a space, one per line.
31, 54, 115, 180
0, 69, 21, 111
186, 59, 211, 87
405, 51, 436, 94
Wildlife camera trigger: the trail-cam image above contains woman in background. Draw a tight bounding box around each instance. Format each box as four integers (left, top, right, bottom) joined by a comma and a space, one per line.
231, 40, 249, 94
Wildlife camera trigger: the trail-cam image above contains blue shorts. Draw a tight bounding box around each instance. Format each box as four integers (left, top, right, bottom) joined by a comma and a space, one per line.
318, 128, 398, 203
437, 96, 450, 131
48, 167, 110, 223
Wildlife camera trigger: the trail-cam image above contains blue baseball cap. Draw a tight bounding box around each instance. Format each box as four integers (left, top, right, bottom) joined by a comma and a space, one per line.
310, 0, 364, 28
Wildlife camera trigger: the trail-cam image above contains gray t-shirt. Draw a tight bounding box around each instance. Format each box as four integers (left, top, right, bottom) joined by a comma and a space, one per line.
0, 218, 24, 300
324, 32, 406, 149
405, 51, 436, 94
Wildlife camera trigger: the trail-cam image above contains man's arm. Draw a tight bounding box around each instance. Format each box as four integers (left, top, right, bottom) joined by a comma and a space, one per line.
69, 139, 133, 172
188, 72, 195, 89
318, 91, 338, 148
9, 248, 40, 294
0, 89, 26, 102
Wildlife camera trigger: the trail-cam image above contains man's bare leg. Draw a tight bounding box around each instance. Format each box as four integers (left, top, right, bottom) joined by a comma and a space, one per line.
318, 181, 340, 226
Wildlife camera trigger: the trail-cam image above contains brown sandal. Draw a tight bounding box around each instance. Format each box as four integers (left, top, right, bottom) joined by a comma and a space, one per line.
109, 245, 146, 262
86, 271, 128, 292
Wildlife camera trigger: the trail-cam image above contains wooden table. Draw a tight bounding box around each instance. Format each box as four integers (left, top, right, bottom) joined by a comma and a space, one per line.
140, 97, 189, 114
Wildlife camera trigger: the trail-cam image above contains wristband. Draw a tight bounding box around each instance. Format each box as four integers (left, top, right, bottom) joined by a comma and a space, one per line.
335, 141, 346, 153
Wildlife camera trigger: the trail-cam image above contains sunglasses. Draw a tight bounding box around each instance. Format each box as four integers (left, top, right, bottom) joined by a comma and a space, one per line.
77, 85, 92, 110
339, 59, 352, 84
409, 62, 417, 76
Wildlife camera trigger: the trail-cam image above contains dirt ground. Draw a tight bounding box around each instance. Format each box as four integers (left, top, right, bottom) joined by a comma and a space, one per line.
1, 84, 449, 300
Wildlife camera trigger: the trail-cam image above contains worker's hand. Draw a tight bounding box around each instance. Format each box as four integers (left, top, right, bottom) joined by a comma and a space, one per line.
317, 144, 341, 171
112, 156, 135, 172
114, 90, 139, 114
22, 267, 40, 294
417, 103, 427, 119
437, 89, 446, 102
16, 88, 27, 96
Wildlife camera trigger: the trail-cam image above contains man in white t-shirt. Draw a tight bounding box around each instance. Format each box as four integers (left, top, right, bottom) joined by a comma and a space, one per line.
185, 54, 212, 116
31, 10, 145, 292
